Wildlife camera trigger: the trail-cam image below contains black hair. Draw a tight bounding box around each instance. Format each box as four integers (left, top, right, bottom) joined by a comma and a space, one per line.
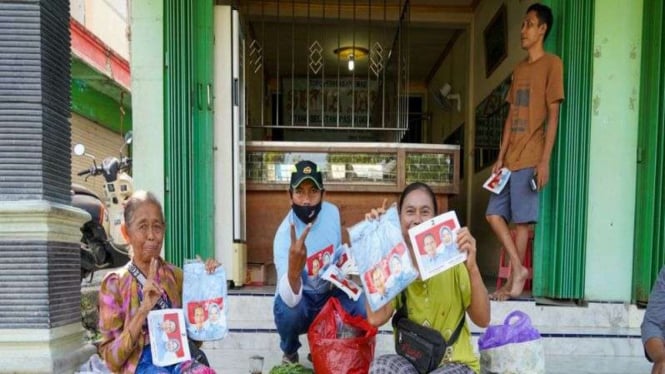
527, 3, 554, 42
398, 182, 438, 215
123, 190, 165, 225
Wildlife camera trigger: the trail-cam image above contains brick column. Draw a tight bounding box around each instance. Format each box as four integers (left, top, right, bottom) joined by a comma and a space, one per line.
0, 0, 94, 372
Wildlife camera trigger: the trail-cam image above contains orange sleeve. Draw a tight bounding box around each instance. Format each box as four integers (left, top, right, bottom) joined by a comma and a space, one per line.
547, 56, 565, 104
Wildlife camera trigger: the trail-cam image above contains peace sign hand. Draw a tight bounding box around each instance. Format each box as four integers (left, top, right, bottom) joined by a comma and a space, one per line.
141, 257, 164, 312
287, 223, 311, 293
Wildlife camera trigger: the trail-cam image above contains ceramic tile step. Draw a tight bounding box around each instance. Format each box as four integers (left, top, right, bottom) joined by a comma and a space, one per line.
202, 332, 651, 374
226, 292, 646, 332
204, 329, 644, 358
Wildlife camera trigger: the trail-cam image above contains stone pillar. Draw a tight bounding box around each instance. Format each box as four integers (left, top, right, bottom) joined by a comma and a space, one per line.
0, 0, 94, 372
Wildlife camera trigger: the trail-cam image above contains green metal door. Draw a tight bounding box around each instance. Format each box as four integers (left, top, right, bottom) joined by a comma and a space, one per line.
164, 0, 215, 265
533, 1, 594, 300
633, 0, 665, 305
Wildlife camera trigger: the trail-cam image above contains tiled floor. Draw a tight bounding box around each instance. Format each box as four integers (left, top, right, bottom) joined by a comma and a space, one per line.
205, 345, 653, 373
211, 283, 651, 374
83, 273, 652, 373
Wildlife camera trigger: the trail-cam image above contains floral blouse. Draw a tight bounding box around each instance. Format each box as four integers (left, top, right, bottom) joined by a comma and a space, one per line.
98, 259, 183, 373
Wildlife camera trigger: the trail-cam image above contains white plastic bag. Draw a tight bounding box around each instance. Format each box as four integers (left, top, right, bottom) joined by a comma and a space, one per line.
479, 310, 545, 374
347, 204, 418, 312
182, 259, 228, 341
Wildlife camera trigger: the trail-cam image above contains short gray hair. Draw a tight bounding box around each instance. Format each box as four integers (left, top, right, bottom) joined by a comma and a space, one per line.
123, 190, 164, 225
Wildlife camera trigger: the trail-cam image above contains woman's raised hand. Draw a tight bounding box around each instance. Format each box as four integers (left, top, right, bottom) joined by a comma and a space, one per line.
456, 227, 478, 270
141, 257, 165, 311
365, 198, 389, 220
196, 255, 222, 274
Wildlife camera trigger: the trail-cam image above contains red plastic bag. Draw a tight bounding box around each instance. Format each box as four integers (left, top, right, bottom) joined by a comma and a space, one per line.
307, 298, 378, 374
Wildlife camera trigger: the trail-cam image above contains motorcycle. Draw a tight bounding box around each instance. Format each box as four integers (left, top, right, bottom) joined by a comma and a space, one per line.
72, 132, 134, 280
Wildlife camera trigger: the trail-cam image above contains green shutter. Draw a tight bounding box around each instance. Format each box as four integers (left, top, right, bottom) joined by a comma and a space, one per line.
533, 1, 594, 299
164, 0, 214, 266
633, 0, 665, 305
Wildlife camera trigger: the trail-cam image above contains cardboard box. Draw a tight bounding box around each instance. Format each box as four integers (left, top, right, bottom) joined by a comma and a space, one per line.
246, 262, 276, 286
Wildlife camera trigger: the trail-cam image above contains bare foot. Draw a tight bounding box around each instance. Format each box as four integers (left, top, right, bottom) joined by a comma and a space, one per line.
509, 266, 530, 297
490, 289, 512, 301
490, 279, 511, 300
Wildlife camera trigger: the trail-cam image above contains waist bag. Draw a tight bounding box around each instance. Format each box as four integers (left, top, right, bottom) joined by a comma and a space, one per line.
392, 293, 465, 374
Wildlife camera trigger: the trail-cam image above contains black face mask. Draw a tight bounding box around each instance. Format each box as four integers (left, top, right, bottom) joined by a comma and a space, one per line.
292, 202, 322, 224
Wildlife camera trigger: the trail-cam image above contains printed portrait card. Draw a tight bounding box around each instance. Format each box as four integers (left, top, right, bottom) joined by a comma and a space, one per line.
148, 308, 191, 367
321, 262, 363, 301
306, 244, 335, 278
320, 244, 362, 300
482, 167, 511, 194
408, 210, 466, 281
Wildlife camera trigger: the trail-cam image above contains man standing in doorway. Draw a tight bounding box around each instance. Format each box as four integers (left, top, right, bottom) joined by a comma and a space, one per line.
486, 3, 564, 300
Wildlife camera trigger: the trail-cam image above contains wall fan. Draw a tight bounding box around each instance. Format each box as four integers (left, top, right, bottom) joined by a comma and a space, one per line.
432, 83, 461, 112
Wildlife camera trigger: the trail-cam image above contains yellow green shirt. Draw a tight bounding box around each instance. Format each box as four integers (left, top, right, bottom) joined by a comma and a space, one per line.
392, 263, 479, 373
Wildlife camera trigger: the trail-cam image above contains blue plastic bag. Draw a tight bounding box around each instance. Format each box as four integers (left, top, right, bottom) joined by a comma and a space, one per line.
478, 310, 540, 350
182, 259, 228, 341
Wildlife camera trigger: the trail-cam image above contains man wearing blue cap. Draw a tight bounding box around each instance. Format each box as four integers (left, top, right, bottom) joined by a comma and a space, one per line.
272, 160, 367, 365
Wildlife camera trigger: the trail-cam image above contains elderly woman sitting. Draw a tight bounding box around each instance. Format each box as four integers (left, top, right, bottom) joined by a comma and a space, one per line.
97, 191, 218, 373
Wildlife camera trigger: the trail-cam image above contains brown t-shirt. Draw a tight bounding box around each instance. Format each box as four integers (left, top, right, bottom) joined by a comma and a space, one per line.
504, 53, 564, 170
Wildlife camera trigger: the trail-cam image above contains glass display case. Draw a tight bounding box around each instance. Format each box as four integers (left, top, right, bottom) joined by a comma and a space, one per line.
246, 141, 460, 194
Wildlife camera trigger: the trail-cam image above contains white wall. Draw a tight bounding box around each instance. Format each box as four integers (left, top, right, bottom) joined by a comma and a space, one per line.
428, 31, 468, 146
130, 0, 164, 203
70, 0, 131, 60
585, 0, 643, 301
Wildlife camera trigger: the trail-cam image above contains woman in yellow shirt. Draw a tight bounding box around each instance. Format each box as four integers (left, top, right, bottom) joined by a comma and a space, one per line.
366, 182, 490, 373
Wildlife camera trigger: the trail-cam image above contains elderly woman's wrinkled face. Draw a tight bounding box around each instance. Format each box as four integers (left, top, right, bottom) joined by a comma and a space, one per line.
125, 202, 164, 264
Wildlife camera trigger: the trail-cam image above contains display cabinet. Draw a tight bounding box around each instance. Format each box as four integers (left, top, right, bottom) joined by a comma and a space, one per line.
246, 141, 460, 194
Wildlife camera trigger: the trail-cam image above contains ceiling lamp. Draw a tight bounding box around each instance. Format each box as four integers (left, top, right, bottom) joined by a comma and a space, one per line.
334, 46, 369, 71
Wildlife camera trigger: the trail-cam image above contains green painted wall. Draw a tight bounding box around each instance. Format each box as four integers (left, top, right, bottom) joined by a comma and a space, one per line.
130, 0, 165, 205
585, 0, 643, 300
71, 78, 132, 133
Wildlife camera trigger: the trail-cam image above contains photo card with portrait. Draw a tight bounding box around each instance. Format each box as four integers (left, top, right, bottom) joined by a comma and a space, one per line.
408, 210, 466, 281
306, 244, 335, 277
482, 167, 511, 194
321, 262, 363, 301
148, 308, 191, 367
320, 244, 362, 300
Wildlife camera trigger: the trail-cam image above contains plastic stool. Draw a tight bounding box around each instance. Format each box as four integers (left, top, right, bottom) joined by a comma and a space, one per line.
496, 229, 534, 292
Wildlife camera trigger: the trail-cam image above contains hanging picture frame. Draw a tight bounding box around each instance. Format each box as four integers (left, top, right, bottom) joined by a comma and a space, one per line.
484, 4, 508, 78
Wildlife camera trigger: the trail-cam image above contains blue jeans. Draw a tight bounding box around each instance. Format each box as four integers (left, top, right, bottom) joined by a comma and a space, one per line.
136, 345, 179, 373
273, 287, 367, 355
